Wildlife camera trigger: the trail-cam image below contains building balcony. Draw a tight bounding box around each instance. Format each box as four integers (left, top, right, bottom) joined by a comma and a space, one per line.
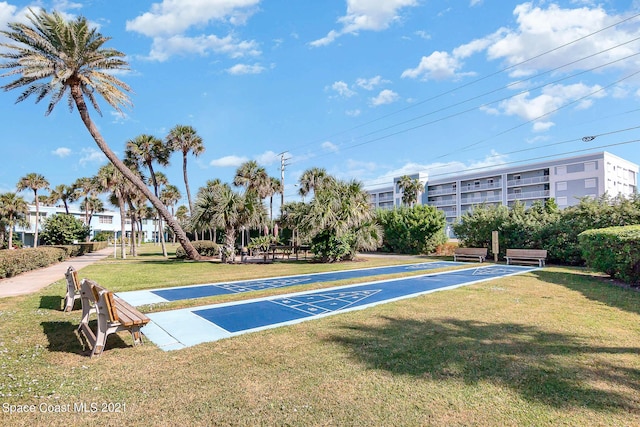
428, 199, 457, 207
427, 187, 457, 196
507, 190, 550, 201
459, 181, 502, 193
460, 195, 502, 205
507, 175, 549, 187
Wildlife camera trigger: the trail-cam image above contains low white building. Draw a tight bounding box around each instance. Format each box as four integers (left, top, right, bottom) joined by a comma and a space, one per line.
14, 204, 161, 247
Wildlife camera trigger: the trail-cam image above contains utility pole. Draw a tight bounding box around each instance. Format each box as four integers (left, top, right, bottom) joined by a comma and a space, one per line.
278, 151, 290, 213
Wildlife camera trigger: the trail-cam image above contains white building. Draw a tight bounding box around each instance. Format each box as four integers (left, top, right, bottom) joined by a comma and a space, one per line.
368, 172, 428, 210
367, 152, 638, 235
14, 204, 161, 247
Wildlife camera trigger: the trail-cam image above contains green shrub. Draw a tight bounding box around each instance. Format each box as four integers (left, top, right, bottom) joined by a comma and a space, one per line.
175, 240, 220, 259
377, 205, 447, 255
578, 225, 640, 284
0, 247, 67, 279
40, 213, 90, 245
311, 230, 354, 263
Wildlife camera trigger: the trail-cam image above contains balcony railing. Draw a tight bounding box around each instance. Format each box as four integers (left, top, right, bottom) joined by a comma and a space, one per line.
460, 195, 502, 205
427, 199, 456, 207
428, 187, 457, 196
507, 175, 549, 187
507, 190, 550, 201
459, 181, 502, 193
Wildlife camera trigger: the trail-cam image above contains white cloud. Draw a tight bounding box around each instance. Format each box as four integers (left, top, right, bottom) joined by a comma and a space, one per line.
227, 63, 266, 75
255, 150, 279, 165
498, 83, 605, 127
321, 141, 339, 153
210, 155, 249, 167
145, 34, 260, 62
329, 81, 356, 98
532, 121, 555, 132
370, 89, 399, 106
126, 0, 261, 61
310, 0, 419, 47
356, 75, 390, 90
79, 148, 107, 166
126, 0, 260, 37
402, 50, 476, 81
346, 109, 361, 117
52, 147, 72, 158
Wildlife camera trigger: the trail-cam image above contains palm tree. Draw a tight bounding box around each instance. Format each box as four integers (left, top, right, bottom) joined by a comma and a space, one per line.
266, 176, 283, 221
0, 192, 30, 249
233, 160, 270, 198
47, 184, 74, 214
193, 183, 265, 263
166, 125, 205, 216
160, 184, 182, 243
96, 163, 129, 258
298, 167, 333, 199
0, 10, 201, 260
126, 134, 171, 256
71, 176, 100, 230
16, 173, 49, 247
397, 175, 424, 207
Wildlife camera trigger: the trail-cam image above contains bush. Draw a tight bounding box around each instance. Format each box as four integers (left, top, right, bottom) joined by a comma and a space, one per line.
578, 225, 640, 284
377, 205, 447, 254
0, 247, 67, 279
40, 214, 90, 245
311, 230, 354, 263
175, 240, 220, 259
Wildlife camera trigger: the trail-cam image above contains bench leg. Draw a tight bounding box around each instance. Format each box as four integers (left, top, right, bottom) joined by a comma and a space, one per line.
129, 327, 144, 346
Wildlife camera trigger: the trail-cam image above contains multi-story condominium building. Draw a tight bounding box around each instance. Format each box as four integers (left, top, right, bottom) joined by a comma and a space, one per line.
367, 152, 638, 236
368, 172, 428, 210
14, 204, 161, 247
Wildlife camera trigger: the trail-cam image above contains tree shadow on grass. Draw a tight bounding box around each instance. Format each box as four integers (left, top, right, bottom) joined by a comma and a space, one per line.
532, 270, 640, 316
41, 321, 128, 356
39, 295, 64, 311
325, 316, 640, 412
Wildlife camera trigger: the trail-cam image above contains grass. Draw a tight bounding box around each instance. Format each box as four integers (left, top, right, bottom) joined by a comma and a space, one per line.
1, 244, 639, 426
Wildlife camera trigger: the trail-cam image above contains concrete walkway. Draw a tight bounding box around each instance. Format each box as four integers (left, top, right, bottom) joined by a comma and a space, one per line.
0, 246, 113, 298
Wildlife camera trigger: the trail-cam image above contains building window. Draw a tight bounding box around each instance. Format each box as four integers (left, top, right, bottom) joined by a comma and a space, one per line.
556, 165, 566, 175
513, 174, 521, 181
585, 161, 596, 172
98, 216, 113, 224
557, 196, 568, 206
585, 178, 596, 189
556, 181, 567, 191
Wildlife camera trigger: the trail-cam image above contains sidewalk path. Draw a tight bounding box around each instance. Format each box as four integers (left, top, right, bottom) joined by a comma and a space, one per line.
0, 246, 113, 298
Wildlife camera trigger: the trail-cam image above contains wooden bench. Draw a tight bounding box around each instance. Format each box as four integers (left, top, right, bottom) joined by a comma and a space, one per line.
453, 247, 487, 263
63, 266, 81, 312
78, 279, 150, 357
506, 249, 547, 267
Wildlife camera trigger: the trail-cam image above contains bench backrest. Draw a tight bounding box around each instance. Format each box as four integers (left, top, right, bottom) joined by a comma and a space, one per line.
65, 266, 80, 292
506, 249, 547, 258
89, 281, 119, 323
455, 247, 487, 256
83, 279, 150, 327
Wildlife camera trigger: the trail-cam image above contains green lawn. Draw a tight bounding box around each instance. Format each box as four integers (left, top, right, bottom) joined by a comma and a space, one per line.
1, 244, 639, 426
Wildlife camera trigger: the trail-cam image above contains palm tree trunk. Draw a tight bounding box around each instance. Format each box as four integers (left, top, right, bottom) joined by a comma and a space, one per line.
183, 154, 194, 215
33, 192, 40, 247
69, 83, 201, 260
117, 196, 126, 259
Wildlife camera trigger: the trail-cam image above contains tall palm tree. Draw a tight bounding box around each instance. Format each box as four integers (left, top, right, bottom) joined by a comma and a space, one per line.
233, 160, 270, 198
160, 184, 182, 243
397, 175, 424, 207
0, 192, 30, 249
96, 163, 129, 258
0, 10, 200, 259
71, 176, 99, 230
16, 173, 49, 247
126, 134, 171, 256
47, 184, 74, 214
298, 167, 333, 199
266, 176, 283, 221
166, 124, 205, 216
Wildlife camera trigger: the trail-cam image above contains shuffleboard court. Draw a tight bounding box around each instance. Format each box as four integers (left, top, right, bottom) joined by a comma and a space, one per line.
142, 264, 536, 351
116, 261, 465, 306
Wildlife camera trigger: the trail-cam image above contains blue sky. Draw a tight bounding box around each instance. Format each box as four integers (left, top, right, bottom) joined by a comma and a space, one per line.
1, 0, 639, 211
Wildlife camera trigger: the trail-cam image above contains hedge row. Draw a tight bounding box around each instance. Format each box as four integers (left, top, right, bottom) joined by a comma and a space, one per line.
0, 247, 68, 279
578, 225, 640, 284
0, 242, 109, 279
175, 240, 220, 259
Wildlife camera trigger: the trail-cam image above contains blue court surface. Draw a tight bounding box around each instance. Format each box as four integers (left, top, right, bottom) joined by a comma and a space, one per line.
116, 261, 465, 306
138, 264, 536, 351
